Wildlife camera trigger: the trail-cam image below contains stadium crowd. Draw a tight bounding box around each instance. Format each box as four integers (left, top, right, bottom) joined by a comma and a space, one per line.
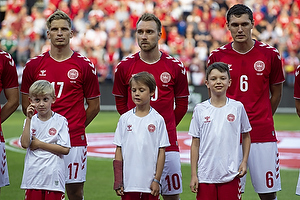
0, 0, 299, 86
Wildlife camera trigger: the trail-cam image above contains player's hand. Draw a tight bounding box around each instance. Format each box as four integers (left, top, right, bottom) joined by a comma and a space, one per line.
115, 187, 124, 196
238, 162, 247, 177
190, 176, 199, 193
26, 103, 36, 119
29, 136, 41, 151
150, 180, 160, 196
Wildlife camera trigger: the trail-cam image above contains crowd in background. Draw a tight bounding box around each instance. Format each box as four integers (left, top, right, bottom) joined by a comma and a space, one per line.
1, 0, 299, 86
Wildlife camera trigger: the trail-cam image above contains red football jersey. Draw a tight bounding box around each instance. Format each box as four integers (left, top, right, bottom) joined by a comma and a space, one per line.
294, 66, 300, 99
0, 50, 19, 142
113, 52, 189, 152
21, 51, 100, 146
207, 40, 285, 143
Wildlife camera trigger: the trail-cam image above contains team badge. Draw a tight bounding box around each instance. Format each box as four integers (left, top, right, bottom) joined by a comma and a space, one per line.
227, 114, 235, 122
67, 69, 79, 80
160, 72, 171, 84
49, 128, 57, 136
148, 124, 155, 133
254, 61, 265, 72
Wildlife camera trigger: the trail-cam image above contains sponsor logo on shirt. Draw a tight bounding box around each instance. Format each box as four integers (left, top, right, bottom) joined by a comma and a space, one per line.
204, 116, 211, 123
148, 124, 155, 133
254, 60, 265, 74
39, 70, 46, 76
227, 114, 235, 122
127, 125, 132, 132
68, 69, 79, 80
49, 128, 57, 136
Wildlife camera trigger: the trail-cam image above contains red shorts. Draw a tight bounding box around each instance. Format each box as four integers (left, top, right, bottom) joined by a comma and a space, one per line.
25, 189, 65, 200
197, 177, 241, 200
121, 192, 159, 200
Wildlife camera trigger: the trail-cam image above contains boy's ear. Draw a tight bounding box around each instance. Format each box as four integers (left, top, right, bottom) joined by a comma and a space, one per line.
52, 96, 57, 104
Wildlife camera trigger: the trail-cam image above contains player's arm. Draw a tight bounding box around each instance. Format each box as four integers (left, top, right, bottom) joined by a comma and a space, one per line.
21, 93, 30, 116
174, 96, 189, 126
238, 132, 251, 177
115, 96, 129, 115
270, 83, 283, 115
295, 99, 300, 117
114, 146, 124, 196
85, 96, 100, 127
151, 147, 165, 196
30, 136, 70, 155
20, 103, 35, 148
1, 87, 19, 123
190, 137, 200, 193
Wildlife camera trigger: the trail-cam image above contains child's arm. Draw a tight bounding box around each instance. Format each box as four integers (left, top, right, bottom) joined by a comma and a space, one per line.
20, 104, 35, 149
190, 137, 200, 193
114, 146, 124, 196
30, 136, 70, 155
150, 147, 165, 196
238, 132, 251, 177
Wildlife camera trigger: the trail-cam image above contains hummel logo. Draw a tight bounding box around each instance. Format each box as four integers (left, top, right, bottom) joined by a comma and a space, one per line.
39, 70, 46, 76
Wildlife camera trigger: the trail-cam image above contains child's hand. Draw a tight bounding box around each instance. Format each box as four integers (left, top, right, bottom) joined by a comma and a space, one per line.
30, 136, 40, 151
190, 176, 199, 193
150, 180, 160, 196
26, 103, 36, 119
115, 187, 124, 196
238, 161, 247, 177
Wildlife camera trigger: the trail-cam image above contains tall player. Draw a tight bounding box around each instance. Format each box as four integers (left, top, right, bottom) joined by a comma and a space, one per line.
20, 10, 100, 200
0, 49, 19, 194
207, 4, 285, 200
112, 13, 189, 200
294, 66, 300, 196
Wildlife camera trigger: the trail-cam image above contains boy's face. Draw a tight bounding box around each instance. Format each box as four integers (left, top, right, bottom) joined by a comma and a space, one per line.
130, 80, 154, 107
30, 94, 56, 117
205, 69, 231, 96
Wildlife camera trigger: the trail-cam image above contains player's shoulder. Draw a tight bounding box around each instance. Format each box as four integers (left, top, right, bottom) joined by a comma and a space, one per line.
150, 107, 164, 119
115, 53, 138, 71
254, 40, 280, 55
209, 43, 232, 57
26, 52, 49, 66
160, 52, 184, 68
194, 100, 210, 111
72, 51, 94, 66
228, 98, 245, 108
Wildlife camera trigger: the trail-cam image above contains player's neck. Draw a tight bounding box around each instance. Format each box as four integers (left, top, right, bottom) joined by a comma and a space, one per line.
37, 110, 53, 121
134, 105, 151, 117
209, 95, 228, 108
232, 39, 255, 54
49, 47, 73, 61
139, 51, 162, 64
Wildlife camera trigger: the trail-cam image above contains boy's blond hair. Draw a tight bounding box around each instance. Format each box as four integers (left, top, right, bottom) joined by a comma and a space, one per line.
29, 80, 55, 98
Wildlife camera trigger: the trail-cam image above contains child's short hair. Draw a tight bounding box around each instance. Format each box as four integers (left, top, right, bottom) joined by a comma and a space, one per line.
129, 72, 156, 93
29, 80, 55, 98
46, 9, 72, 30
206, 62, 231, 80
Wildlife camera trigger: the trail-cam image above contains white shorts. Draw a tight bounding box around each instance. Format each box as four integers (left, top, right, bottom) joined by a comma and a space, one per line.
296, 170, 300, 195
0, 142, 9, 187
160, 151, 183, 195
64, 146, 87, 184
240, 142, 281, 194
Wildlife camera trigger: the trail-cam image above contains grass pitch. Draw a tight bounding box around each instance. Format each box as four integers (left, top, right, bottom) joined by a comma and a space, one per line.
0, 111, 299, 199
